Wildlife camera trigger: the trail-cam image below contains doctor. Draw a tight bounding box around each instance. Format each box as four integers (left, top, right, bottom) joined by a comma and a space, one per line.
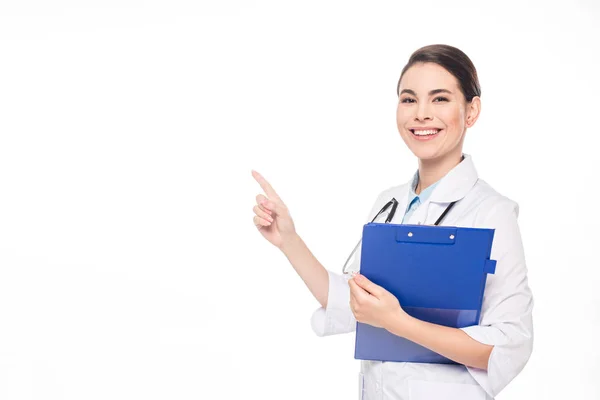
251, 44, 533, 400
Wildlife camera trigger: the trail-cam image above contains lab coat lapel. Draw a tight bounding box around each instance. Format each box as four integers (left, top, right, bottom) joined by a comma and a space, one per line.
424, 154, 479, 225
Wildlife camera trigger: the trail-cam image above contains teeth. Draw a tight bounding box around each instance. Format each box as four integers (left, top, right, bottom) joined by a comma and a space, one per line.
412, 129, 440, 136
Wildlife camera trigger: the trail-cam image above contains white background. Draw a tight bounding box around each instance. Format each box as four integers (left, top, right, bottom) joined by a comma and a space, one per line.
0, 1, 599, 399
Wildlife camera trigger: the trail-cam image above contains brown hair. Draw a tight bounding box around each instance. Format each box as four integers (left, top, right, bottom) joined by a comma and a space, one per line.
396, 44, 481, 102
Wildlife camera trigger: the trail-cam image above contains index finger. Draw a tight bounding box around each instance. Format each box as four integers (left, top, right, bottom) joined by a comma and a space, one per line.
251, 170, 281, 200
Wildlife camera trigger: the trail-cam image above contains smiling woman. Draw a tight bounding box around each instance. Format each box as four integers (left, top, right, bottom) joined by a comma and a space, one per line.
252, 44, 533, 400
396, 45, 482, 189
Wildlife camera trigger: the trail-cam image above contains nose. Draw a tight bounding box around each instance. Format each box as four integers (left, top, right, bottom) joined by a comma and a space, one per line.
415, 102, 433, 121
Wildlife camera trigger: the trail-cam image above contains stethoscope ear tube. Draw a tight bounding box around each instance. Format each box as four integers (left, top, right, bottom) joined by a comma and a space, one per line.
342, 197, 458, 275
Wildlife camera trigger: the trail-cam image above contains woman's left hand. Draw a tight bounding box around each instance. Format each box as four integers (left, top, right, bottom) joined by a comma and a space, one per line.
348, 273, 407, 331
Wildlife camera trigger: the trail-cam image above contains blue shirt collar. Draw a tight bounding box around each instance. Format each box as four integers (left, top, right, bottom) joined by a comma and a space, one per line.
406, 171, 441, 210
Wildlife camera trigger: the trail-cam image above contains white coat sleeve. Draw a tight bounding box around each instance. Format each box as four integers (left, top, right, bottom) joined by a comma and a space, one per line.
310, 191, 389, 337
460, 199, 534, 398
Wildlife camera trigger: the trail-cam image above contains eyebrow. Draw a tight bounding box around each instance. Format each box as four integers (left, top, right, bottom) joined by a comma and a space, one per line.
400, 89, 453, 96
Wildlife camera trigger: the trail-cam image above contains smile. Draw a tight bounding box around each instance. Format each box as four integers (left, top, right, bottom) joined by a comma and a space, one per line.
409, 128, 442, 141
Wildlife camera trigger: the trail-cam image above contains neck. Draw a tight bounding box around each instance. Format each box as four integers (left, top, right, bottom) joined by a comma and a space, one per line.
416, 150, 463, 195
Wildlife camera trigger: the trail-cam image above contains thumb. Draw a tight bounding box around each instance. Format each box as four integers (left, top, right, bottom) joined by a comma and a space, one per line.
354, 274, 383, 297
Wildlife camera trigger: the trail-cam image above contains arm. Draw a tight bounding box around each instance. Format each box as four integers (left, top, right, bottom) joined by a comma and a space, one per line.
279, 234, 330, 309
278, 230, 359, 337
306, 191, 390, 336
279, 189, 389, 309
251, 170, 389, 336
386, 311, 493, 370
349, 274, 492, 369
458, 199, 534, 396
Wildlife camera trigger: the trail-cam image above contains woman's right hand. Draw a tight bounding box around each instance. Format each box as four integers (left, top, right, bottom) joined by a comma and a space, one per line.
251, 170, 298, 250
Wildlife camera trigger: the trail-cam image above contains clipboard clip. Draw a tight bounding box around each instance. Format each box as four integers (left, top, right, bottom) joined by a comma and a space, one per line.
395, 226, 458, 245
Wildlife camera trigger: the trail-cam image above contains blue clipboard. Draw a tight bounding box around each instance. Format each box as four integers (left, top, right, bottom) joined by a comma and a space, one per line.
354, 222, 497, 363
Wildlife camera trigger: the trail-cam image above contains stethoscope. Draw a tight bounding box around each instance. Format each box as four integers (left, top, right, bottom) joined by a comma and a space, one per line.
341, 196, 459, 275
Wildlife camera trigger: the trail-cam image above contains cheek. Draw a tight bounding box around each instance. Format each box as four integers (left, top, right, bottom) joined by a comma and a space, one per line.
396, 106, 409, 126
439, 107, 464, 131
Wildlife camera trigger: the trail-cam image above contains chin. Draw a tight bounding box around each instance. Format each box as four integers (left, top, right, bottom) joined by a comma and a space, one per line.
408, 146, 444, 161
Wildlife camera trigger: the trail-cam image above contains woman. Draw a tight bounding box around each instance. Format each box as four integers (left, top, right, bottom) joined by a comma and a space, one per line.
251, 44, 533, 400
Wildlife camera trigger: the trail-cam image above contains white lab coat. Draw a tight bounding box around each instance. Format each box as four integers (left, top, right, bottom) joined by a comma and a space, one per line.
311, 154, 534, 400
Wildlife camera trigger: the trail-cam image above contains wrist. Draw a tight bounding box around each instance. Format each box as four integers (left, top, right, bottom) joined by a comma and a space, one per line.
279, 233, 303, 255
385, 308, 414, 338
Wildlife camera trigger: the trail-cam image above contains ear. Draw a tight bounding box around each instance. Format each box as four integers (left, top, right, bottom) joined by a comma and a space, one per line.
465, 96, 481, 128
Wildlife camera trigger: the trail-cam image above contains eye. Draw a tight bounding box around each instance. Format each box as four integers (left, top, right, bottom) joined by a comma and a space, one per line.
401, 97, 416, 104
433, 96, 449, 102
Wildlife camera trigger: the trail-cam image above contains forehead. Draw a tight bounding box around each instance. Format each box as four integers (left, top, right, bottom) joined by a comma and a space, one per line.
399, 62, 460, 92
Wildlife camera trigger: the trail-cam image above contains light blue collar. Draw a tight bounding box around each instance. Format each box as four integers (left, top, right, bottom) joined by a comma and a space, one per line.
406, 172, 441, 212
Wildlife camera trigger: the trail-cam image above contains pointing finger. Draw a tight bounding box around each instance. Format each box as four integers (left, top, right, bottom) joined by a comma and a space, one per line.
252, 170, 281, 201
